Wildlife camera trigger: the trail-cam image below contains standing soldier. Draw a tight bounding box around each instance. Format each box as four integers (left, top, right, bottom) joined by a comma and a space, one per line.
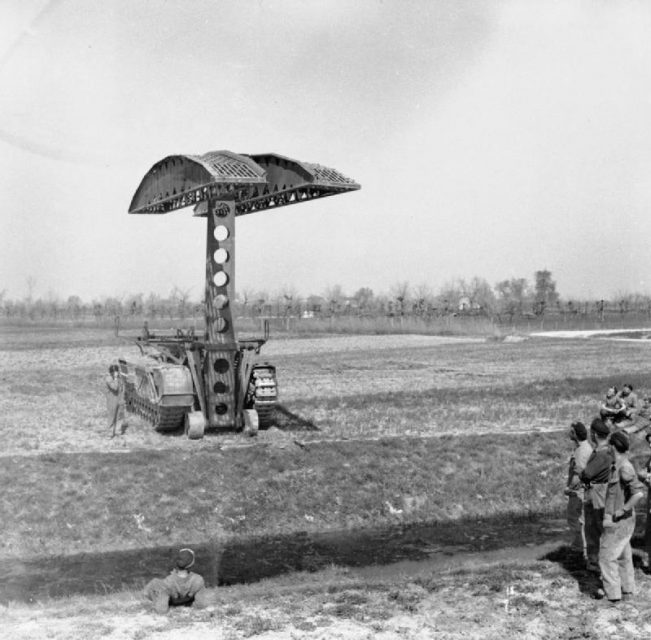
599, 431, 645, 603
580, 418, 613, 572
565, 421, 593, 559
636, 432, 651, 570
105, 364, 126, 438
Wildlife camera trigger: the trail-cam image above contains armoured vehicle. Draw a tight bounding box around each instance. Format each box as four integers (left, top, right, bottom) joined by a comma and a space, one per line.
116, 150, 360, 438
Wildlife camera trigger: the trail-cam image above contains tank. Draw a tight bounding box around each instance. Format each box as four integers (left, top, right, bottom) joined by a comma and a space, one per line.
113, 148, 358, 438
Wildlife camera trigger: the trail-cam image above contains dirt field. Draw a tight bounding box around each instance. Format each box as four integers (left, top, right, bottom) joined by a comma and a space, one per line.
3, 326, 651, 638
5, 545, 651, 640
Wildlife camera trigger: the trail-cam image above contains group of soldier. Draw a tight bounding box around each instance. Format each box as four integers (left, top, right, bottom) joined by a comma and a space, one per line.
566, 386, 651, 604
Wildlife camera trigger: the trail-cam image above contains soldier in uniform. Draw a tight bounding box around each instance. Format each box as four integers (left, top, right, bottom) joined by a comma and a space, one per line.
144, 548, 211, 613
565, 421, 593, 559
599, 431, 645, 603
618, 384, 651, 435
105, 364, 126, 438
580, 418, 613, 572
636, 431, 651, 570
600, 387, 627, 429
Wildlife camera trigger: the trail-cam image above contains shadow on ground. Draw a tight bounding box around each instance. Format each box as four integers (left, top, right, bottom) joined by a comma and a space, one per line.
134, 405, 319, 439
272, 405, 319, 432
0, 512, 566, 603
542, 535, 649, 598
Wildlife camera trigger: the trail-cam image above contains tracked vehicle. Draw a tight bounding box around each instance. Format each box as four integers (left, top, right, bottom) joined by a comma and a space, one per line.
116, 150, 360, 438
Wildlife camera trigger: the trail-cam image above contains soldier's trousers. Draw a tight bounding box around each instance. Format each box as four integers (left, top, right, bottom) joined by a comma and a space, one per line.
584, 501, 603, 567
599, 516, 636, 601
566, 494, 586, 555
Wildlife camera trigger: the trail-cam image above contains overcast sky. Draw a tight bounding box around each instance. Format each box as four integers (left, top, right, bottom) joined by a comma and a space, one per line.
1, 0, 651, 302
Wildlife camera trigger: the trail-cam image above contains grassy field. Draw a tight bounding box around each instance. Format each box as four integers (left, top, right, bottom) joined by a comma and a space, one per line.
3, 327, 651, 454
3, 326, 651, 636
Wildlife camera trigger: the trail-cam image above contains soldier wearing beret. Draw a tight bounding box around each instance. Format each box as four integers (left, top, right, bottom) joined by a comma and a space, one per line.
144, 548, 211, 613
598, 431, 645, 603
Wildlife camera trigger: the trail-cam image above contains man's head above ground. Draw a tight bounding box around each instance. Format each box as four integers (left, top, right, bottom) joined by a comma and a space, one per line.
175, 548, 195, 571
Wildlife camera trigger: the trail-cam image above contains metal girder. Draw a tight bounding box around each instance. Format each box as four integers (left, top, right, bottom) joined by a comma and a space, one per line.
128, 150, 360, 215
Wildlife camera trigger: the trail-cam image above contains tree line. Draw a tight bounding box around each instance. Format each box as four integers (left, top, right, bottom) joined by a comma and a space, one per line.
3, 270, 651, 323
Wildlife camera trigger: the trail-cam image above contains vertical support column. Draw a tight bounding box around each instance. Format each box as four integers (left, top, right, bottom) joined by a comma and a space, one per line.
204, 198, 237, 428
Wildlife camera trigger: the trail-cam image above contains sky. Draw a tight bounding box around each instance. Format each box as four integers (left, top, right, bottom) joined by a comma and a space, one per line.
1, 0, 651, 303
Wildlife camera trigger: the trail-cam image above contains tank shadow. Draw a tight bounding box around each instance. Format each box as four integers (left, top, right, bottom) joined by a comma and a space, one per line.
0, 512, 564, 603
272, 405, 319, 432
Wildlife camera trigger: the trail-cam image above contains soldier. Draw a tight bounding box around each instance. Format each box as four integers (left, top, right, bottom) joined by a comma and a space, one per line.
105, 364, 126, 438
599, 431, 645, 603
618, 384, 639, 417
580, 418, 613, 572
565, 421, 593, 558
619, 384, 650, 435
600, 387, 627, 429
143, 548, 211, 613
636, 432, 651, 570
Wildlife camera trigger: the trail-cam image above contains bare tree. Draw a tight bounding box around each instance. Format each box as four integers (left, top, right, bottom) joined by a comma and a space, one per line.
170, 286, 191, 319
352, 287, 374, 315
389, 281, 410, 316
495, 278, 531, 320
66, 295, 83, 320
323, 284, 345, 315
534, 269, 559, 316
437, 280, 463, 314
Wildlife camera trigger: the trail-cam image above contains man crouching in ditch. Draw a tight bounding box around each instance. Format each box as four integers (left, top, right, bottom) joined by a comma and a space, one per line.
598, 431, 645, 603
144, 548, 211, 613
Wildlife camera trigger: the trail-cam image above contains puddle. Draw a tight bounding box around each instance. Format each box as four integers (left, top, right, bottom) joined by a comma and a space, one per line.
0, 513, 572, 603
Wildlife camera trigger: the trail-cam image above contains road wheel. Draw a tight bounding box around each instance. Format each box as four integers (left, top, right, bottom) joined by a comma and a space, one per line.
186, 411, 205, 439
243, 409, 259, 437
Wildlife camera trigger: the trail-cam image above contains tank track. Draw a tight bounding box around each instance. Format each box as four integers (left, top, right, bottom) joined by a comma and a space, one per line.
254, 401, 276, 427
125, 386, 187, 431
250, 365, 278, 428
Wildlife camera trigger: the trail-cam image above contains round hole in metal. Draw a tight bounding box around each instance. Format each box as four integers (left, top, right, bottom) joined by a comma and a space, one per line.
213, 271, 228, 287
214, 225, 229, 242
213, 381, 229, 394
213, 359, 229, 374
214, 248, 229, 264
214, 294, 229, 310
214, 317, 228, 333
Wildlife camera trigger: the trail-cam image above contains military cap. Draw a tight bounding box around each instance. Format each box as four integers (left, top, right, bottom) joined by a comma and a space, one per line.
570, 421, 587, 441
175, 548, 195, 570
590, 418, 610, 437
609, 430, 630, 453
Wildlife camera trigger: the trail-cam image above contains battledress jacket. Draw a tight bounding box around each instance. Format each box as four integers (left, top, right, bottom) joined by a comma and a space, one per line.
604, 458, 645, 518
580, 445, 613, 509
161, 570, 206, 604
